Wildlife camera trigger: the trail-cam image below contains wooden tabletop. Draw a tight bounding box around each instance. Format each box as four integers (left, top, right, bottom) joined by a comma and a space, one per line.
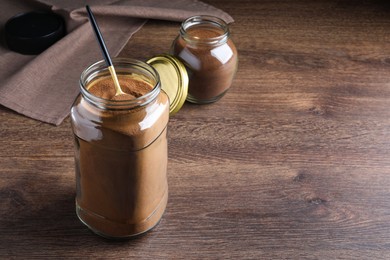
1, 0, 390, 258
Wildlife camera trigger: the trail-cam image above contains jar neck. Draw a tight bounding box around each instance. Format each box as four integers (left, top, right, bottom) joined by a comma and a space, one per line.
79, 58, 160, 110
180, 15, 230, 46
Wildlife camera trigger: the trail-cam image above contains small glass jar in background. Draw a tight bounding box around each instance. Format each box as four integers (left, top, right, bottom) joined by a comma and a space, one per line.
171, 15, 238, 104
71, 58, 169, 239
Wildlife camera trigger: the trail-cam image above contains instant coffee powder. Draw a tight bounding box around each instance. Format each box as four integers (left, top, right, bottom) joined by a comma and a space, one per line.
71, 58, 169, 238
171, 15, 238, 103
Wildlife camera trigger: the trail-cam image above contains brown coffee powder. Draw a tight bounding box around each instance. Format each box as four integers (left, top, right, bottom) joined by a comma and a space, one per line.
72, 73, 169, 238
172, 20, 238, 103
87, 75, 153, 100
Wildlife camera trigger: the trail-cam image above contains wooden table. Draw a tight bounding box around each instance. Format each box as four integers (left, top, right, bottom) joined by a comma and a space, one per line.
1, 0, 390, 258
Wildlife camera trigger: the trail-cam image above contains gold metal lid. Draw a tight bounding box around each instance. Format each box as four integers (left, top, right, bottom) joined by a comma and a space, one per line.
147, 54, 188, 115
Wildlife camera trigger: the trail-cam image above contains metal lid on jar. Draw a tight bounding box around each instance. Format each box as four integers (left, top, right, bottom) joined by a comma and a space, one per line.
147, 54, 188, 115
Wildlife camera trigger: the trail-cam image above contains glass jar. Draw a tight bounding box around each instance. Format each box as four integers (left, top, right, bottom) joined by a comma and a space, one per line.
71, 58, 169, 239
171, 15, 238, 104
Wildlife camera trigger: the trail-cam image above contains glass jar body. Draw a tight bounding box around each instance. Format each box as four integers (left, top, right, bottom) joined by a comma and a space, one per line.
71, 58, 169, 239
171, 15, 238, 103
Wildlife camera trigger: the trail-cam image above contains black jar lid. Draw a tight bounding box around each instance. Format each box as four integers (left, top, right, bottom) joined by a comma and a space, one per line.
4, 11, 65, 55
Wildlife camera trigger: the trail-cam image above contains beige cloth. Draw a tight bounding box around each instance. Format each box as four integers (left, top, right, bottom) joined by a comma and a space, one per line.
0, 0, 233, 125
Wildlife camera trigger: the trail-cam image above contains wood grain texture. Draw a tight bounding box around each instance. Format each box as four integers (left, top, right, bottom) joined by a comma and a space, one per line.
1, 0, 390, 259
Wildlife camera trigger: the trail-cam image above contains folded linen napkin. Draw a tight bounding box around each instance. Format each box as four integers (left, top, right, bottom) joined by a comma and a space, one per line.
0, 0, 233, 125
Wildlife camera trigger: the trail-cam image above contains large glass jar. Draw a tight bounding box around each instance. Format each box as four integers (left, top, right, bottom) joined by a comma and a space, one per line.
71, 58, 169, 239
171, 15, 238, 104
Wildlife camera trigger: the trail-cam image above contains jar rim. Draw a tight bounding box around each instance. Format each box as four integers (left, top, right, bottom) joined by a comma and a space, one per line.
180, 15, 230, 45
79, 58, 161, 110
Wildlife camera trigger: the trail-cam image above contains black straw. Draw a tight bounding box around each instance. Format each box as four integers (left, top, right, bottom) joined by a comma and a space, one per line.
85, 5, 112, 67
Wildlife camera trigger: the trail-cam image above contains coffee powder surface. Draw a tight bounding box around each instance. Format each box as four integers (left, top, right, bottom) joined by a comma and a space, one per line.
87, 75, 153, 100
186, 25, 224, 39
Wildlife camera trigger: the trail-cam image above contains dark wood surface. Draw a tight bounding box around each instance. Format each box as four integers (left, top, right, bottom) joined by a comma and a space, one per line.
1, 0, 390, 258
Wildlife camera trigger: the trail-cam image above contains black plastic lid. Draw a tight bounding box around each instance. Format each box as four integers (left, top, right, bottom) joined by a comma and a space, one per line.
4, 11, 65, 55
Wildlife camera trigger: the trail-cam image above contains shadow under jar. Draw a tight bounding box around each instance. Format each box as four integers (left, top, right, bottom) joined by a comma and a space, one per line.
171, 15, 238, 104
71, 58, 169, 239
